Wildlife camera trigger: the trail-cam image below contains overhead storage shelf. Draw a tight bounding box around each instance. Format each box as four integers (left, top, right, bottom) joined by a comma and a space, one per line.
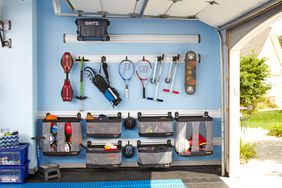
64, 34, 200, 44
53, 0, 272, 27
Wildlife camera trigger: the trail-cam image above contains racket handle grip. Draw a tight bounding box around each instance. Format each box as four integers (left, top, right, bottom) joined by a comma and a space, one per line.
173, 90, 180, 94
126, 88, 128, 99
156, 99, 164, 102
147, 97, 153, 101
143, 88, 146, 99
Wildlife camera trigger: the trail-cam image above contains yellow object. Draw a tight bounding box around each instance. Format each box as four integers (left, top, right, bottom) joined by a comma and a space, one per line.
86, 114, 96, 121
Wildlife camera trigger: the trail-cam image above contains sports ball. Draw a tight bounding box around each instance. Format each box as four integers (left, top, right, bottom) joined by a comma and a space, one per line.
65, 122, 72, 135
178, 139, 190, 153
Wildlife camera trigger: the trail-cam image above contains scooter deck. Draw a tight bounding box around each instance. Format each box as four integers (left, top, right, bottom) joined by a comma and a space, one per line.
185, 51, 198, 95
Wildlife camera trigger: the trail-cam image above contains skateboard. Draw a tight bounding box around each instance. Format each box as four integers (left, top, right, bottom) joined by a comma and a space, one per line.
185, 51, 198, 95
64, 122, 72, 152
61, 52, 74, 102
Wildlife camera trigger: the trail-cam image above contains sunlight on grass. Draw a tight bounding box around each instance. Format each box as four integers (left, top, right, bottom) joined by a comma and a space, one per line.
240, 139, 256, 163
246, 110, 282, 130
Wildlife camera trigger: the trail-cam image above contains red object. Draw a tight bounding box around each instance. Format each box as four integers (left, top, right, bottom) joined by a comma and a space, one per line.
61, 79, 73, 102
61, 52, 73, 73
65, 122, 72, 135
189, 134, 207, 146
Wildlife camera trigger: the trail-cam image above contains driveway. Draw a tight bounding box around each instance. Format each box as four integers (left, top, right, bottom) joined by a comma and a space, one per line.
222, 128, 282, 188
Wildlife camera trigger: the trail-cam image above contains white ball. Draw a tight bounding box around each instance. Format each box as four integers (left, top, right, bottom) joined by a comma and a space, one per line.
178, 139, 190, 153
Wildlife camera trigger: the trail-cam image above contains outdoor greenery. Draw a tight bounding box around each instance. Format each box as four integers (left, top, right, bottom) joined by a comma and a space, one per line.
268, 124, 282, 137
240, 55, 271, 111
240, 139, 256, 163
255, 97, 278, 110
279, 35, 282, 47
246, 110, 282, 130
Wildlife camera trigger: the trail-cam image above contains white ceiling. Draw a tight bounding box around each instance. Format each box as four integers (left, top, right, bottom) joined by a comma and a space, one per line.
67, 0, 145, 15
63, 0, 272, 27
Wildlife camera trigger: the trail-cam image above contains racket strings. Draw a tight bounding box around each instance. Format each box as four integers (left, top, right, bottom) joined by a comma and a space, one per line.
136, 60, 152, 80
119, 61, 135, 80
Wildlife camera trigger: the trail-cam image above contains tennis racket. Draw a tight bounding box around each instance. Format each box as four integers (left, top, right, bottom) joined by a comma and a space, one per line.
118, 57, 135, 99
136, 58, 152, 99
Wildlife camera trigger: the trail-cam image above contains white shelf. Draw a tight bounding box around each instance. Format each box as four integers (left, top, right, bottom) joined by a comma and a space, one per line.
64, 34, 200, 44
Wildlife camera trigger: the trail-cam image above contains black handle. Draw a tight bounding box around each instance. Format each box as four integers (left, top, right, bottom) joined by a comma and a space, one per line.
143, 87, 146, 99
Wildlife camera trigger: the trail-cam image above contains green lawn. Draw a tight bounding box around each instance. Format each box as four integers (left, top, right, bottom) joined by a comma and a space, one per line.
244, 110, 282, 130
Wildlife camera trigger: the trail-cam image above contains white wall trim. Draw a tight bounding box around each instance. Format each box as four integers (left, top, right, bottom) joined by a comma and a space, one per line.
72, 54, 186, 64
37, 109, 221, 119
80, 137, 222, 147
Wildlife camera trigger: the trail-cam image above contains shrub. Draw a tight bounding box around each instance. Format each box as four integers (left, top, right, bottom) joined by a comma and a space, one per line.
240, 139, 256, 163
240, 54, 271, 111
268, 124, 282, 137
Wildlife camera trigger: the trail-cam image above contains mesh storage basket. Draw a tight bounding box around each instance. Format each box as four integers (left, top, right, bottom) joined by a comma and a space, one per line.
86, 113, 122, 138
138, 112, 174, 137
84, 141, 122, 168
175, 112, 213, 156
42, 115, 82, 156
137, 140, 172, 167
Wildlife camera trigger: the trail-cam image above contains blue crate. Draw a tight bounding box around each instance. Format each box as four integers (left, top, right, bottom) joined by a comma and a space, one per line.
0, 162, 29, 184
0, 143, 29, 166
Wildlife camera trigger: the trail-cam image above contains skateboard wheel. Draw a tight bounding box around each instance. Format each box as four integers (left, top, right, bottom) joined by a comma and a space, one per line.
187, 52, 195, 60
187, 86, 194, 94
65, 142, 72, 152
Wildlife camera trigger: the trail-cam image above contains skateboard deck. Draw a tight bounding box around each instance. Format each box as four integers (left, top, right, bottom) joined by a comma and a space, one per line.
61, 52, 73, 73
185, 51, 198, 95
61, 52, 74, 102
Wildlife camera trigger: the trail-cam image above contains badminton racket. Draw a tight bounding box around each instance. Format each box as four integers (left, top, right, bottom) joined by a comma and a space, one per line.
136, 57, 152, 99
118, 57, 135, 99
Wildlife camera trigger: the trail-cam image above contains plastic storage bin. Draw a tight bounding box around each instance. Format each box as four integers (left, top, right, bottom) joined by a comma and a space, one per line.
0, 144, 29, 166
86, 113, 122, 138
175, 112, 213, 156
137, 112, 174, 137
137, 140, 172, 167
84, 141, 122, 168
42, 115, 82, 156
0, 162, 29, 184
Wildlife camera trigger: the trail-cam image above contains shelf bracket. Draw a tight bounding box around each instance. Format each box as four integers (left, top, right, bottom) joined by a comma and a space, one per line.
0, 20, 12, 48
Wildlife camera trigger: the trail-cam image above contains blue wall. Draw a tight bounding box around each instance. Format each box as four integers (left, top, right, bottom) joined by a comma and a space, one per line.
37, 1, 220, 112
37, 1, 221, 165
0, 0, 37, 170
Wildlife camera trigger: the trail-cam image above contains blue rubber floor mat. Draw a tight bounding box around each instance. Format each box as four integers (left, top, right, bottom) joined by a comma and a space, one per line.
0, 179, 186, 188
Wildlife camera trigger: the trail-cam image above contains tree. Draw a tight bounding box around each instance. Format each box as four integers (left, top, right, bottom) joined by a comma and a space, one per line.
240, 55, 271, 109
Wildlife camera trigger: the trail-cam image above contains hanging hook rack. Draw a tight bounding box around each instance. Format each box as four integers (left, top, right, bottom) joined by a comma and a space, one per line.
0, 20, 12, 48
